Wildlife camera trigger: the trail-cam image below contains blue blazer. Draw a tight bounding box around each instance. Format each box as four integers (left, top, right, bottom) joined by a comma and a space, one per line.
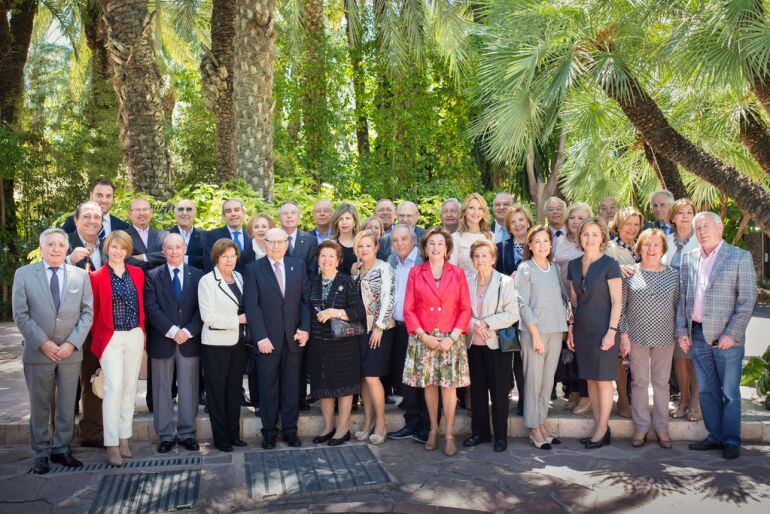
144, 264, 204, 359
243, 256, 311, 354
168, 225, 204, 270
202, 225, 252, 274
496, 239, 524, 276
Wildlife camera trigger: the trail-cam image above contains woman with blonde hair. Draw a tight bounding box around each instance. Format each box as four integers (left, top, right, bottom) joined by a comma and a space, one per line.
449, 193, 493, 274
361, 216, 385, 241
330, 203, 360, 275
244, 213, 275, 261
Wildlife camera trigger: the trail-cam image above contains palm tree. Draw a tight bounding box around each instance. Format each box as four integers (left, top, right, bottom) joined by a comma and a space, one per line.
472, 0, 770, 232
99, 0, 174, 198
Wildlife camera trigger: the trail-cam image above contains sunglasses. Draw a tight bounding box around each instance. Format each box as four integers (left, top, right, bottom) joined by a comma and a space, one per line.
177, 207, 194, 212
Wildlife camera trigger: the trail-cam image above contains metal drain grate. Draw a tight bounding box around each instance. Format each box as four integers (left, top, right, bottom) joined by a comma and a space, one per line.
91, 469, 200, 513
245, 445, 390, 498
29, 455, 202, 475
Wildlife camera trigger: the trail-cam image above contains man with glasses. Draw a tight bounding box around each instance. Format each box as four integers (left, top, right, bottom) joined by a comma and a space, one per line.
168, 200, 203, 269
125, 197, 168, 272
376, 199, 396, 237
202, 199, 250, 274
310, 200, 334, 244
491, 192, 514, 244
244, 228, 311, 449
378, 201, 425, 261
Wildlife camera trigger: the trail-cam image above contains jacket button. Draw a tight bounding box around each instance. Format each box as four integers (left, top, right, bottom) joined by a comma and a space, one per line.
437, 307, 442, 312
429, 307, 434, 312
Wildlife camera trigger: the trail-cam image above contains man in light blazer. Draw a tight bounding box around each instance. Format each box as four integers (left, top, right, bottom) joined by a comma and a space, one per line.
676, 212, 757, 460
144, 233, 204, 453
243, 228, 311, 449
12, 228, 94, 474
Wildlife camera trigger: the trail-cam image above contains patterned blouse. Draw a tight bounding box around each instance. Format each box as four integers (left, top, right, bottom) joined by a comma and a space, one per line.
618, 264, 680, 347
109, 266, 139, 331
353, 259, 396, 332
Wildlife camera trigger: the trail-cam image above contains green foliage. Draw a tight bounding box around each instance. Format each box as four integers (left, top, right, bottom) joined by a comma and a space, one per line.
741, 345, 770, 407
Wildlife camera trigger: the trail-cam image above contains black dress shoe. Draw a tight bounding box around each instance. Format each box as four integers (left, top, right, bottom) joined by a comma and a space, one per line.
157, 441, 175, 453
385, 396, 397, 405
462, 435, 491, 447
585, 428, 611, 449
215, 443, 233, 453
284, 434, 302, 447
179, 439, 199, 451
493, 439, 508, 452
231, 439, 248, 447
387, 426, 416, 440
579, 436, 593, 444
299, 401, 311, 411
261, 439, 276, 450
722, 444, 740, 460
689, 438, 724, 451
328, 431, 351, 446
80, 439, 104, 449
51, 452, 83, 468
313, 430, 335, 444
32, 457, 49, 474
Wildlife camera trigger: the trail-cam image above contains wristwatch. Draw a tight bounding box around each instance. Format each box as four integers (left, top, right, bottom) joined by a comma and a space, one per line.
337, 310, 343, 319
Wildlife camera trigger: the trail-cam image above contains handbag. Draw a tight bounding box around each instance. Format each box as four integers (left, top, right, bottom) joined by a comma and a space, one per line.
493, 277, 520, 352
90, 368, 104, 399
325, 283, 366, 340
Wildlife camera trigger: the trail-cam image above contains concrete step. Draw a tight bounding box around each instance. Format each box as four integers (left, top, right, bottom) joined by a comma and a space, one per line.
2, 401, 769, 445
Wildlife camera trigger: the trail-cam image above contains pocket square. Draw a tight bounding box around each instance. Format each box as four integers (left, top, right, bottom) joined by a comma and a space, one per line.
68, 289, 80, 294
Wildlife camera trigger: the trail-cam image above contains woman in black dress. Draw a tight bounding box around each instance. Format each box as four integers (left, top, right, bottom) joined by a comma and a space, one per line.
330, 203, 360, 276
567, 217, 622, 449
308, 240, 366, 446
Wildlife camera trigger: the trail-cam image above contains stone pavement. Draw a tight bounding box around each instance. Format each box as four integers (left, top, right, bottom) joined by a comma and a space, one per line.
0, 436, 769, 513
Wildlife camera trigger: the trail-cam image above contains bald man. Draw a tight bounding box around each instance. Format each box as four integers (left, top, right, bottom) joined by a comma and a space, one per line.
378, 201, 425, 261
168, 199, 204, 269
125, 197, 168, 272
310, 200, 334, 243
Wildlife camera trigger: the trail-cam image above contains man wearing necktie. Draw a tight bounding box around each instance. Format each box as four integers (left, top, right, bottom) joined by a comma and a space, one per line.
545, 197, 567, 252
144, 233, 204, 453
243, 228, 311, 449
278, 201, 318, 278
202, 199, 251, 274
13, 228, 94, 474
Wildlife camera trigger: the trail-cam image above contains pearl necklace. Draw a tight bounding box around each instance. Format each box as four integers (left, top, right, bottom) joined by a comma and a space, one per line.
533, 259, 551, 273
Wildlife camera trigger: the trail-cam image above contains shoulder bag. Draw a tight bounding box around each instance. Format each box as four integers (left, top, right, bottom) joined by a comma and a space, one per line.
494, 277, 520, 352
327, 280, 366, 340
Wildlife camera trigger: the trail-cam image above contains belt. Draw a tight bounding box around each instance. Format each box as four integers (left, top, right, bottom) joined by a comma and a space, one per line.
394, 320, 406, 327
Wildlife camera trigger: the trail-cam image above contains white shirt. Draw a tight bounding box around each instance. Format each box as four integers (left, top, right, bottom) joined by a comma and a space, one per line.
284, 228, 298, 253
134, 225, 149, 248
493, 222, 509, 244
65, 233, 102, 268
393, 247, 419, 321
177, 225, 193, 264
43, 259, 66, 303
164, 264, 192, 339
227, 226, 245, 249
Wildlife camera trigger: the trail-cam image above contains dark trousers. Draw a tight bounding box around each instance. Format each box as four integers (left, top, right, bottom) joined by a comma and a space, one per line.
393, 323, 431, 431
78, 336, 103, 442
469, 345, 513, 440
248, 370, 260, 408
202, 344, 247, 447
257, 339, 301, 439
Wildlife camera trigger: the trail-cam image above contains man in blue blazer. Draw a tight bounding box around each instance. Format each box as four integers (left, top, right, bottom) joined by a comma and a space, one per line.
202, 199, 251, 274
243, 228, 311, 449
168, 199, 204, 270
144, 233, 204, 453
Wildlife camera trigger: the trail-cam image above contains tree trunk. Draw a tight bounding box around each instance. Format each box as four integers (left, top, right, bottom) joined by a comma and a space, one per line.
300, 0, 329, 185
641, 139, 688, 199
343, 0, 369, 155
526, 128, 566, 220
99, 0, 174, 198
739, 109, 770, 179
232, 0, 275, 198
201, 0, 236, 181
83, 0, 121, 180
0, 0, 37, 317
604, 74, 770, 235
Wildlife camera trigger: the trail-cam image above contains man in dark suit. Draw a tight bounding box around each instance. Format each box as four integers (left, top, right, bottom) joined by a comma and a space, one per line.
125, 197, 167, 271
378, 201, 425, 261
144, 233, 204, 453
202, 199, 251, 274
61, 177, 129, 237
244, 228, 311, 449
278, 201, 318, 277
64, 202, 105, 448
168, 199, 204, 270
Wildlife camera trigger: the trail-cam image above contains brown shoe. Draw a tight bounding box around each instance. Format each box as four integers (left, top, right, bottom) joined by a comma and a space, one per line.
444, 437, 457, 457
564, 392, 580, 410
631, 432, 647, 448
424, 430, 438, 451
656, 432, 673, 449
616, 402, 632, 418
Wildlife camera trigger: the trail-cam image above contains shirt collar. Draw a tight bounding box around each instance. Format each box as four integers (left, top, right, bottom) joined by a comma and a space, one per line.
177, 225, 193, 235
701, 240, 724, 259
133, 225, 149, 234
398, 247, 419, 265
167, 263, 183, 275
285, 229, 298, 239
268, 257, 284, 268
42, 259, 62, 271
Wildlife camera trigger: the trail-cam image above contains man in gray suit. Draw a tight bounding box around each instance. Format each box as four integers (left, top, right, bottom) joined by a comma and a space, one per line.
676, 212, 757, 460
12, 228, 94, 474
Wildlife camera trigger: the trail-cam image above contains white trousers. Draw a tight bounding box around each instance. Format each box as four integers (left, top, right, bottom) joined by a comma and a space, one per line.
99, 327, 144, 446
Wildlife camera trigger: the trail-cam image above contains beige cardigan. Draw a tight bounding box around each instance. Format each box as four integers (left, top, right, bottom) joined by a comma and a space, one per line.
464, 270, 520, 350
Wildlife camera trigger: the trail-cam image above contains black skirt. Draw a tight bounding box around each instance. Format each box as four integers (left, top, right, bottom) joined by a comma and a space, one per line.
359, 328, 394, 378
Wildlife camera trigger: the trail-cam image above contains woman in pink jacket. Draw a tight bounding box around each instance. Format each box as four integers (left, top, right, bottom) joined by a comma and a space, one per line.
403, 227, 472, 457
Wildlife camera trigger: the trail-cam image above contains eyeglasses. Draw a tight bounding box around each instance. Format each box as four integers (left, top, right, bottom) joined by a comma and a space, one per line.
177, 207, 194, 212
265, 239, 289, 246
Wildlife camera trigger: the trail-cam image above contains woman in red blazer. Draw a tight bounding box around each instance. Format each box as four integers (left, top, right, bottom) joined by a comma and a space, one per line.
403, 227, 472, 457
89, 230, 146, 467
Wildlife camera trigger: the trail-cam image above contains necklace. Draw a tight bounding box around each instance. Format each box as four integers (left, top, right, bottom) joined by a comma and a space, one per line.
533, 259, 551, 273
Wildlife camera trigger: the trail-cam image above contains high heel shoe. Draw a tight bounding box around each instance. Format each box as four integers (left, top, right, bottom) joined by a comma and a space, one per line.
529, 435, 552, 450
656, 432, 672, 449
631, 432, 647, 448
424, 430, 438, 451
328, 431, 351, 446
585, 427, 611, 449
444, 437, 457, 456
369, 425, 387, 445
355, 423, 374, 442
313, 430, 335, 444
579, 435, 593, 444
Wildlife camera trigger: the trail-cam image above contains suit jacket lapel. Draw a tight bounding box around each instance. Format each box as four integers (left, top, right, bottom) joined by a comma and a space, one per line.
705, 243, 730, 293
259, 258, 284, 298
421, 263, 441, 298
35, 261, 58, 313
214, 267, 240, 307
131, 227, 148, 253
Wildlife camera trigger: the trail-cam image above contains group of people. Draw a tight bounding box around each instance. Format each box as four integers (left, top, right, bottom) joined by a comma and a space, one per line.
12, 178, 757, 474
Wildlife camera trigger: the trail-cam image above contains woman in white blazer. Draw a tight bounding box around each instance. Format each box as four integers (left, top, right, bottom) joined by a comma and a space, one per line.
198, 238, 248, 452
463, 239, 519, 453
515, 226, 568, 450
